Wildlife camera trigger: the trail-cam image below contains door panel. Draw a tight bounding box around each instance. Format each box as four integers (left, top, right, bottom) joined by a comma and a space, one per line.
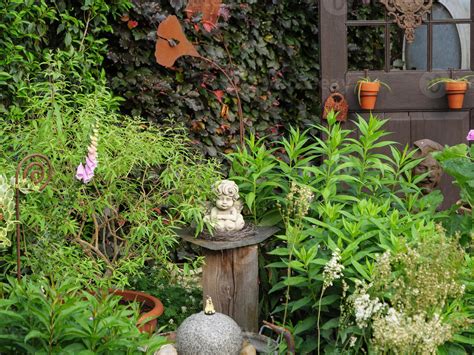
384, 112, 411, 148
345, 71, 474, 111
320, 0, 474, 209
410, 112, 470, 146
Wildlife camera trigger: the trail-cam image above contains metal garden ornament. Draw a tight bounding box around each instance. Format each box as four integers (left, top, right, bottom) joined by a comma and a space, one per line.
380, 0, 433, 43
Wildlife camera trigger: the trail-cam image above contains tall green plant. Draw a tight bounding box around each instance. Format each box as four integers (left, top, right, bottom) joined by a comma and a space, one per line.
0, 276, 166, 353
228, 134, 279, 225
0, 0, 130, 114
231, 112, 459, 353
0, 64, 221, 287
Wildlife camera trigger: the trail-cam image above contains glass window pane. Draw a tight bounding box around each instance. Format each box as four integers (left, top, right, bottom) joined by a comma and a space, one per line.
433, 1, 470, 20
390, 26, 406, 70
347, 0, 385, 21
348, 26, 386, 71
432, 24, 469, 69
404, 25, 429, 70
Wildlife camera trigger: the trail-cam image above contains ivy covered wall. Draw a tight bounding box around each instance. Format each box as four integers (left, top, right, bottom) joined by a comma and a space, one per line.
105, 0, 320, 157
0, 0, 320, 157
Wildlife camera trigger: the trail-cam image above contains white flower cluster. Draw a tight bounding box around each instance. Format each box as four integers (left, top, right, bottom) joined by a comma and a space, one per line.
372, 310, 453, 354
353, 293, 386, 328
349, 336, 357, 348
323, 248, 344, 288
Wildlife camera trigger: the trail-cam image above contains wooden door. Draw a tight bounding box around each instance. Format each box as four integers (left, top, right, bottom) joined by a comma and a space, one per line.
320, 0, 474, 207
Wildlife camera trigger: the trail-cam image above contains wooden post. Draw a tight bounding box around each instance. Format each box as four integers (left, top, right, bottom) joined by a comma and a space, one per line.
202, 245, 258, 332
178, 226, 278, 333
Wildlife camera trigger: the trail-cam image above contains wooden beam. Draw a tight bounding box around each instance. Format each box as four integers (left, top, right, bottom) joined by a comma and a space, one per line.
202, 245, 259, 332
320, 0, 347, 103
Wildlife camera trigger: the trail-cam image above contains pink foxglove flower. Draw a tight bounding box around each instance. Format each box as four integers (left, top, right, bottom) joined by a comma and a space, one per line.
467, 129, 474, 141
76, 125, 99, 184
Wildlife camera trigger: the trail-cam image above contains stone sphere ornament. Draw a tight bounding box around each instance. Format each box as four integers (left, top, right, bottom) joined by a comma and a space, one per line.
204, 180, 245, 233
176, 297, 243, 355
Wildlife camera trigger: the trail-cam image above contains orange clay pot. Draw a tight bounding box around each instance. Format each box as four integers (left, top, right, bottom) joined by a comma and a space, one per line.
110, 289, 164, 333
358, 81, 380, 110
445, 82, 468, 109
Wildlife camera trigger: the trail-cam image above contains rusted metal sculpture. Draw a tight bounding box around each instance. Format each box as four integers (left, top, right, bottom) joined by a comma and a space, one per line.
261, 321, 295, 354
380, 0, 433, 43
185, 0, 222, 31
15, 153, 52, 280
155, 15, 200, 68
323, 92, 349, 122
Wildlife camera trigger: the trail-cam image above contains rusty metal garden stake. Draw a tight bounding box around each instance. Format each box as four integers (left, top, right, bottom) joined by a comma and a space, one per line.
15, 153, 52, 280
261, 321, 295, 354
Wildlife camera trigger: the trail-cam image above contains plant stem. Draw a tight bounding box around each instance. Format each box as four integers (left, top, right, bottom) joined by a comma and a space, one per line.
317, 286, 326, 355
281, 221, 295, 328
198, 56, 245, 147
79, 12, 92, 52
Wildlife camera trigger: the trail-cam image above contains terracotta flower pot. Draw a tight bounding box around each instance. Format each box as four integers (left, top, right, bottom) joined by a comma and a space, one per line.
445, 81, 468, 109
110, 289, 164, 333
358, 81, 380, 110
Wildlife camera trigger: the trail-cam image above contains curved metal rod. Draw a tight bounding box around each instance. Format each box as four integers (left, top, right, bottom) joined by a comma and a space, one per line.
15, 154, 52, 280
262, 320, 295, 354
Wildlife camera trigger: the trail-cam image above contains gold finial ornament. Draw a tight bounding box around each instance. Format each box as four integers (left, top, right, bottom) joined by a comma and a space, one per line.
204, 296, 216, 315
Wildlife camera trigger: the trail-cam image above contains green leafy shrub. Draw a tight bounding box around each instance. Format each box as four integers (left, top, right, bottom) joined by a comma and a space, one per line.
229, 112, 472, 353
130, 264, 203, 332
434, 143, 474, 210
0, 276, 166, 354
341, 227, 470, 354
0, 62, 221, 286
0, 0, 130, 113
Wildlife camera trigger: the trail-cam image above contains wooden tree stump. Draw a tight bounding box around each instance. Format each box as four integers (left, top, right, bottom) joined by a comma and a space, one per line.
179, 226, 278, 333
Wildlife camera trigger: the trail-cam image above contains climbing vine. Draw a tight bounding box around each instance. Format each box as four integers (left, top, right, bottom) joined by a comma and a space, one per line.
105, 0, 320, 158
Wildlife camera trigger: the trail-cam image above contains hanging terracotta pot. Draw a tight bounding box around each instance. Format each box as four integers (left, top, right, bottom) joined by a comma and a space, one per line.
358, 81, 380, 110
445, 81, 468, 109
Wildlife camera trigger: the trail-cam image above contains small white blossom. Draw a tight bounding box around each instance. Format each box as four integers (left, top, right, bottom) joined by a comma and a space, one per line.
349, 336, 357, 348
384, 307, 401, 327
354, 293, 385, 328
323, 248, 344, 288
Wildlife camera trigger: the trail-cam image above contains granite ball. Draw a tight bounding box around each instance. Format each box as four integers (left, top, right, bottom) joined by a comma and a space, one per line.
176, 311, 243, 355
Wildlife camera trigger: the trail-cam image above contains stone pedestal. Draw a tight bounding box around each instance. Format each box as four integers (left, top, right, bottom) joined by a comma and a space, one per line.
178, 226, 278, 332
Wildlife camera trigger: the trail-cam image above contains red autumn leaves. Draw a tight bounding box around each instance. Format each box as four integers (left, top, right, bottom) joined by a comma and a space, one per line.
121, 14, 138, 30
185, 0, 223, 32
